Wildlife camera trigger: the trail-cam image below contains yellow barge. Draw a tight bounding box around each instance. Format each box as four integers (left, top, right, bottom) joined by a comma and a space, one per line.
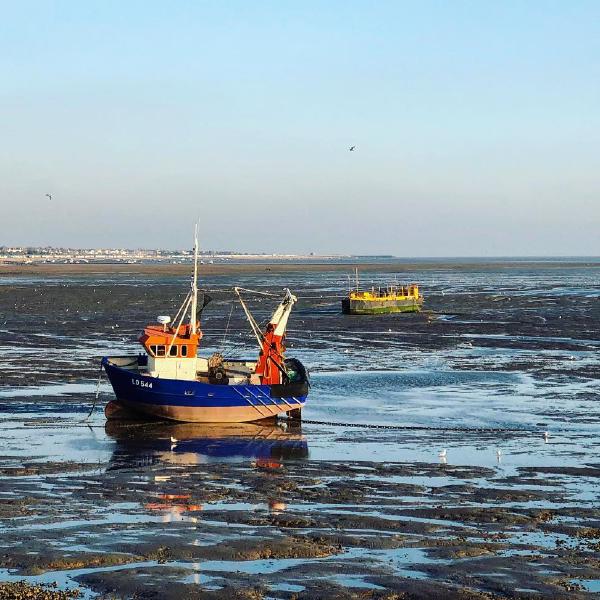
342, 283, 423, 315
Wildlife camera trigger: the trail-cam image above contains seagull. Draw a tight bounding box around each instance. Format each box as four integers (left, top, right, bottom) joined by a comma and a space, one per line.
45, 193, 52, 200
170, 435, 178, 451
496, 449, 502, 462
543, 431, 550, 443
349, 145, 356, 151
438, 449, 447, 458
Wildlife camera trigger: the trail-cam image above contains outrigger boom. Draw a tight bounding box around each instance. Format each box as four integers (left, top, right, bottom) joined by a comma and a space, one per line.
235, 287, 298, 386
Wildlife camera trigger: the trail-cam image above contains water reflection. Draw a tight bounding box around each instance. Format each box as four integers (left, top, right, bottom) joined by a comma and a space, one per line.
105, 420, 308, 469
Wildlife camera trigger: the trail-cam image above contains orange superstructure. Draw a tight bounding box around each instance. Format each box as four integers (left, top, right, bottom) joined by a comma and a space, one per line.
245, 289, 297, 385
139, 323, 202, 359
254, 321, 287, 385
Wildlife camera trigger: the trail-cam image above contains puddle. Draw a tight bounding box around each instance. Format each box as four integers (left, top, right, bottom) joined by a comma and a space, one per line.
571, 578, 600, 592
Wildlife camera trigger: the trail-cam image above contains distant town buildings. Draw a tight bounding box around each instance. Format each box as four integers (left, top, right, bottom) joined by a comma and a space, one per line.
0, 246, 338, 264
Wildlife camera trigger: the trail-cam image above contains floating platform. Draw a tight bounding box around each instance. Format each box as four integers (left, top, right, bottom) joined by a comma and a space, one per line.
342, 284, 423, 315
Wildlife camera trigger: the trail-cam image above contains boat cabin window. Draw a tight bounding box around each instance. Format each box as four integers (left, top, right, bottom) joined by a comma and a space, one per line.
181, 345, 188, 357
156, 345, 166, 357
169, 345, 178, 357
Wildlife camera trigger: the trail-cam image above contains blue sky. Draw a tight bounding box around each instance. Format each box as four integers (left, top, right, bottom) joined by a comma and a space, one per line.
1, 1, 599, 255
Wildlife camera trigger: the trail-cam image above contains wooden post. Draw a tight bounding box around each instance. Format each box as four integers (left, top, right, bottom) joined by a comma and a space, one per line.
288, 407, 302, 422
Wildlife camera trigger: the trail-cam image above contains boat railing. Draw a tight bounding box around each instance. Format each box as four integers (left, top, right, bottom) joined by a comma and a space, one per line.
349, 284, 420, 301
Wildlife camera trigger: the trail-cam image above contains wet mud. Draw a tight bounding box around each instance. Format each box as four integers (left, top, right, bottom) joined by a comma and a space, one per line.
1, 260, 600, 598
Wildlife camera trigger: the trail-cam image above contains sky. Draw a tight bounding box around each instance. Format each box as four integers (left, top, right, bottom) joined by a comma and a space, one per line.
1, 1, 599, 256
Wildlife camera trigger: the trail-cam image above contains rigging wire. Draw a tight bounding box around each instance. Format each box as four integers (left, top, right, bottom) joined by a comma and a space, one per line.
233, 287, 280, 297
220, 300, 235, 349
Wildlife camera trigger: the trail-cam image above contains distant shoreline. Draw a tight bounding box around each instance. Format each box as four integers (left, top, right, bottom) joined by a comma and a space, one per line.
1, 258, 599, 277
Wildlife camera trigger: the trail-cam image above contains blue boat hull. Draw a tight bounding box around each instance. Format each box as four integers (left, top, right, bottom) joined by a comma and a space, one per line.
101, 357, 308, 423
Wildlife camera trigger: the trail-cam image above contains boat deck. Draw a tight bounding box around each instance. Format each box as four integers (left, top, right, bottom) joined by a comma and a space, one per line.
106, 356, 257, 385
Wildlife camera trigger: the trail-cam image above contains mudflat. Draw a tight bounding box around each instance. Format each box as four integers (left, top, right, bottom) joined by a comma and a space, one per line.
1, 259, 599, 598
2, 258, 599, 276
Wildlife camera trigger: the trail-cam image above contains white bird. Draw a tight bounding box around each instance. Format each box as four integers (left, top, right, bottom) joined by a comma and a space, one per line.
438, 449, 447, 458
170, 435, 178, 451
496, 449, 502, 462
543, 431, 550, 442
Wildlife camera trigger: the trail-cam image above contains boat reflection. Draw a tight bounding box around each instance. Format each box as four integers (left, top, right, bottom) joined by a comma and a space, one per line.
105, 420, 308, 468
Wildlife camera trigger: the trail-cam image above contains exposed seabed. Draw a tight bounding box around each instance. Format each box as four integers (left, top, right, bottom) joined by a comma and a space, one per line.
1, 260, 599, 598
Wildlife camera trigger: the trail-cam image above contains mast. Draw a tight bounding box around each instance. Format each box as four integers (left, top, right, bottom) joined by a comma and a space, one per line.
355, 267, 359, 291
190, 223, 199, 334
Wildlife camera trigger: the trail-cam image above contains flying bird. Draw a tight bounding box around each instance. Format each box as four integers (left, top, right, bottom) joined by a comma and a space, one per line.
45, 193, 52, 201
349, 145, 356, 151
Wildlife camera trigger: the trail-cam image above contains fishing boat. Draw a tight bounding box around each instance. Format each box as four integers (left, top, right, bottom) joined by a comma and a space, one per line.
101, 227, 309, 423
342, 269, 423, 315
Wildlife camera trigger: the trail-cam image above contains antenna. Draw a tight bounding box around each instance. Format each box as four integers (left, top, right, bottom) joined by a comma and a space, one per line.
190, 223, 199, 334
355, 267, 359, 292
